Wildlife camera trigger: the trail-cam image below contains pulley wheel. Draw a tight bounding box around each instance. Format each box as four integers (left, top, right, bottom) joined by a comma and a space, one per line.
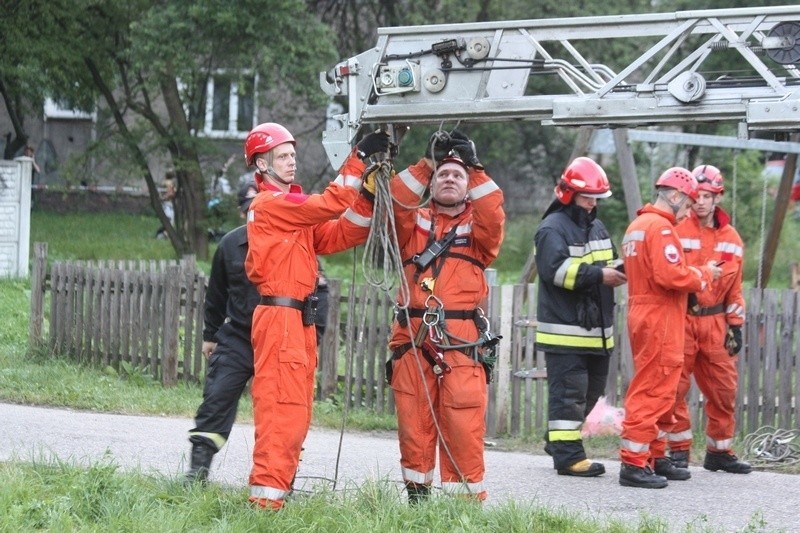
765, 21, 800, 65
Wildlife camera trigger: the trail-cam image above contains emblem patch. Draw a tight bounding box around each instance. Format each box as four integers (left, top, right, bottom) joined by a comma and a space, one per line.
664, 244, 680, 264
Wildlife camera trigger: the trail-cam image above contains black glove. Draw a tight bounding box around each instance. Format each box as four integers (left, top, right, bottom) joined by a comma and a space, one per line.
356, 130, 390, 160
424, 129, 469, 162
725, 325, 742, 356
449, 139, 482, 169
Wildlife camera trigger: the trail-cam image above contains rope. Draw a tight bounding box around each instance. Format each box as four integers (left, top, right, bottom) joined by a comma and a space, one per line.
757, 157, 769, 288
361, 161, 411, 307
730, 150, 738, 227
741, 426, 800, 467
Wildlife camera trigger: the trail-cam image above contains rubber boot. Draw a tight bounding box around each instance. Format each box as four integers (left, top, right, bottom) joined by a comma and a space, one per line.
704, 450, 752, 474
405, 482, 431, 504
654, 457, 691, 480
669, 449, 690, 468
619, 463, 668, 489
185, 440, 216, 483
557, 458, 606, 477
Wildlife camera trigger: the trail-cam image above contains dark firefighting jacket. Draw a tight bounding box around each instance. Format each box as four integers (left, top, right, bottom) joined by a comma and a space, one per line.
534, 200, 618, 355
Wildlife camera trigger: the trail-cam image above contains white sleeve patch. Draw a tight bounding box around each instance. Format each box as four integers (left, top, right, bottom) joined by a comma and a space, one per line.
661, 228, 672, 236
664, 243, 680, 263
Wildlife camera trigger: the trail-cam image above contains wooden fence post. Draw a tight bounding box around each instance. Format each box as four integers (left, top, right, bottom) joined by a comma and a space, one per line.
492, 284, 514, 436
318, 279, 341, 400
161, 265, 180, 386
28, 242, 48, 350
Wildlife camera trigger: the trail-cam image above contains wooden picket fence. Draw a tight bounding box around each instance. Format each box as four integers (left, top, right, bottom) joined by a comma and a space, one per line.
28, 238, 800, 438
29, 243, 206, 385
325, 282, 800, 439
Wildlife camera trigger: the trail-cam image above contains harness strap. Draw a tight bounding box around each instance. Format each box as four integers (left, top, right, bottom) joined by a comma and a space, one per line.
400, 308, 478, 320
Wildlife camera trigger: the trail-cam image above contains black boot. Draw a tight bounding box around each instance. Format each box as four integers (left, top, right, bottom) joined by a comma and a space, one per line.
704, 450, 752, 474
186, 440, 216, 483
557, 458, 606, 477
669, 449, 690, 468
405, 482, 431, 504
654, 457, 691, 480
619, 463, 668, 489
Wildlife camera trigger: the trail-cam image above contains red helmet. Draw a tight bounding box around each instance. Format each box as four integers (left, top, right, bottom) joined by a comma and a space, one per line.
692, 164, 724, 194
656, 167, 698, 201
244, 123, 295, 166
435, 153, 469, 179
555, 157, 611, 205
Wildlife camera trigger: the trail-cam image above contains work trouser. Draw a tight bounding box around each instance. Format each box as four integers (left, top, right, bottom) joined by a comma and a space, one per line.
545, 352, 610, 470
248, 305, 317, 508
620, 300, 684, 468
389, 346, 488, 500
669, 313, 739, 453
189, 330, 254, 451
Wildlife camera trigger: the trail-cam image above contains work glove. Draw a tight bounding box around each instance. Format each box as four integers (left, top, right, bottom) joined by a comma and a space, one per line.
449, 138, 483, 169
356, 130, 390, 160
725, 325, 743, 356
424, 129, 469, 162
360, 161, 393, 201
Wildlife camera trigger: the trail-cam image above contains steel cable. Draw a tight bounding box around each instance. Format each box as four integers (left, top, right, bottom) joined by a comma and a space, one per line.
741, 426, 800, 467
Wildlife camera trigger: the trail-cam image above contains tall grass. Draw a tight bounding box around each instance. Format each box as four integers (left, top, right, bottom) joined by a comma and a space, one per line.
0, 459, 655, 533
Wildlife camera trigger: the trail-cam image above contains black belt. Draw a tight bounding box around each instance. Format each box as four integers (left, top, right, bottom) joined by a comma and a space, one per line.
400, 308, 477, 320
688, 303, 725, 316
259, 296, 304, 311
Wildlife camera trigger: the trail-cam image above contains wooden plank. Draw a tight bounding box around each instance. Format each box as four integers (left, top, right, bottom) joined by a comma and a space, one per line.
352, 285, 369, 408
794, 291, 800, 432
493, 285, 514, 436
762, 290, 779, 427
745, 288, 763, 433
91, 264, 103, 365
129, 270, 141, 368
109, 267, 122, 367
363, 286, 379, 410
63, 263, 76, 355
778, 290, 795, 429
484, 282, 500, 436
28, 242, 48, 349
161, 265, 181, 386
100, 267, 112, 366
74, 265, 86, 360
525, 283, 537, 435
343, 282, 358, 409
375, 290, 390, 415
318, 280, 340, 400
509, 284, 525, 436
119, 269, 131, 366
192, 272, 206, 382
49, 263, 61, 354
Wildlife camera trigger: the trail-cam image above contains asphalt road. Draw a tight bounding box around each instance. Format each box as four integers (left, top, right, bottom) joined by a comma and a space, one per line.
2, 402, 797, 532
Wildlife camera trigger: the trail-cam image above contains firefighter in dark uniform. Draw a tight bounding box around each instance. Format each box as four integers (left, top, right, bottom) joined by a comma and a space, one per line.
534, 157, 627, 477
185, 181, 261, 481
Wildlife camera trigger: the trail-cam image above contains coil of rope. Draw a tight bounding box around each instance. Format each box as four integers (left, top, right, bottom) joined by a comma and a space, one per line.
741, 426, 800, 467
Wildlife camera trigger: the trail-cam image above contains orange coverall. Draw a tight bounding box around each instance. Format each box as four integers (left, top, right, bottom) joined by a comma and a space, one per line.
245, 153, 371, 509
619, 204, 715, 468
387, 159, 504, 500
669, 207, 745, 454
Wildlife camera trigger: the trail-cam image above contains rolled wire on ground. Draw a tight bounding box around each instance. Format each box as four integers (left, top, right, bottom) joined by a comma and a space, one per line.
741, 426, 800, 467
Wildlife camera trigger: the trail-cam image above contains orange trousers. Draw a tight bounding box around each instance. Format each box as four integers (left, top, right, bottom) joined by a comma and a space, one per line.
248, 305, 317, 508
620, 299, 684, 468
390, 347, 487, 499
670, 313, 739, 453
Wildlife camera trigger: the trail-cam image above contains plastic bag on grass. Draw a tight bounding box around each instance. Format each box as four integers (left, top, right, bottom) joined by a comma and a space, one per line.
581, 396, 624, 437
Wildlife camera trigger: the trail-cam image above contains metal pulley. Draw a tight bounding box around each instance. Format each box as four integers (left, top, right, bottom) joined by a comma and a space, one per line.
667, 72, 706, 103
764, 21, 800, 65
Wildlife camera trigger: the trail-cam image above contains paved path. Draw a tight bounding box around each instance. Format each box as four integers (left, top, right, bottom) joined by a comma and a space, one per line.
2, 402, 797, 532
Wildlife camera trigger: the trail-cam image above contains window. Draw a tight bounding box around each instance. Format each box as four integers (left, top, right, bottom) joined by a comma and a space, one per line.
200, 71, 258, 139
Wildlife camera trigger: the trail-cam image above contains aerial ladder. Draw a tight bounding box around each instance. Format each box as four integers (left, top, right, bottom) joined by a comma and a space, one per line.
320, 5, 800, 169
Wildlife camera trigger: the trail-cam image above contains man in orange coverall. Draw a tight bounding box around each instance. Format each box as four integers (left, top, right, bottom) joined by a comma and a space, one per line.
667, 165, 751, 474
243, 122, 387, 509
618, 167, 721, 489
385, 130, 505, 503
